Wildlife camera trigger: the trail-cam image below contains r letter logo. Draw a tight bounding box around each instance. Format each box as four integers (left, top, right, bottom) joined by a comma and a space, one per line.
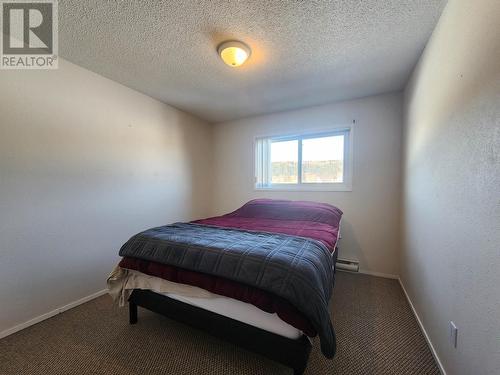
1, 0, 58, 69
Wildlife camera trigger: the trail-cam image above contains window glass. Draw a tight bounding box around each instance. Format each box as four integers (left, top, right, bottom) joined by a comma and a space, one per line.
271, 140, 299, 184
301, 135, 344, 183
255, 128, 351, 191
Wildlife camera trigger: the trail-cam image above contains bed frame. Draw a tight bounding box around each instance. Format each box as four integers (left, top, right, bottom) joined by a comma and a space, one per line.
127, 248, 338, 374
128, 289, 312, 374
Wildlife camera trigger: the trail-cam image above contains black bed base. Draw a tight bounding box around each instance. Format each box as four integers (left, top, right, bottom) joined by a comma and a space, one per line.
128, 289, 312, 374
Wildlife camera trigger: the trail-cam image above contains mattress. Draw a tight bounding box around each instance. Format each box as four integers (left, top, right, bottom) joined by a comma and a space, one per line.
161, 291, 303, 339
108, 266, 303, 339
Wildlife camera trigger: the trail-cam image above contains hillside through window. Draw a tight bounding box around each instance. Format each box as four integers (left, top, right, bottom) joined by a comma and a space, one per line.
255, 128, 352, 191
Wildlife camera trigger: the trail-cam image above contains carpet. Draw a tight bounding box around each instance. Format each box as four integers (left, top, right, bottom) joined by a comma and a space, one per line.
0, 272, 439, 374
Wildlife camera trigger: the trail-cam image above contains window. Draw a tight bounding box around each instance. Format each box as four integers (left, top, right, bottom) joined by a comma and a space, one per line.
255, 128, 352, 191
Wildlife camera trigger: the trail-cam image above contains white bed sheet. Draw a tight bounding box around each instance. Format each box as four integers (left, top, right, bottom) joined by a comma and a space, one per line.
108, 266, 302, 339
159, 291, 303, 340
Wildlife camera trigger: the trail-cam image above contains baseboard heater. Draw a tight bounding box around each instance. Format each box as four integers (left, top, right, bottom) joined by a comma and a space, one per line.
336, 258, 359, 272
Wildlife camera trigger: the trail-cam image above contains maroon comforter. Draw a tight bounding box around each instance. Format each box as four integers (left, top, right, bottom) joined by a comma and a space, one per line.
196, 199, 341, 251
120, 199, 342, 337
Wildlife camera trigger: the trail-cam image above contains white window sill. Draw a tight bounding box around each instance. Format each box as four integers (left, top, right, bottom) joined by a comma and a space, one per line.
254, 183, 352, 192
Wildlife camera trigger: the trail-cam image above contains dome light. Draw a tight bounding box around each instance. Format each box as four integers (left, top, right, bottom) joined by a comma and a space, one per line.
217, 41, 251, 67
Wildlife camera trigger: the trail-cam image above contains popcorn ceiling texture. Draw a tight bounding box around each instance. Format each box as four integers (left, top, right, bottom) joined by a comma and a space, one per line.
59, 0, 446, 123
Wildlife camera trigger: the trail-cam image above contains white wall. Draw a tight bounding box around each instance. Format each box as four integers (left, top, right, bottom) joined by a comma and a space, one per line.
211, 92, 403, 276
0, 59, 213, 334
401, 0, 500, 374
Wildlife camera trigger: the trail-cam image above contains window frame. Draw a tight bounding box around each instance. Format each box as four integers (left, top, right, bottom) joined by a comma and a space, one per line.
254, 126, 353, 192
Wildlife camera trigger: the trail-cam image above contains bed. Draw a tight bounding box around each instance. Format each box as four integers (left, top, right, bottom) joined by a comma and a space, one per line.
108, 199, 342, 374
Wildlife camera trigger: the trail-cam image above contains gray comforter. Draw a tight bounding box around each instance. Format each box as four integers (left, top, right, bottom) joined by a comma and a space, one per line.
119, 222, 336, 358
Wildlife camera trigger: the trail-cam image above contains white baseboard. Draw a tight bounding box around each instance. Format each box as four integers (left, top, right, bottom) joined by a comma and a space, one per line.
0, 289, 108, 340
338, 269, 445, 374
357, 269, 399, 279
398, 278, 446, 375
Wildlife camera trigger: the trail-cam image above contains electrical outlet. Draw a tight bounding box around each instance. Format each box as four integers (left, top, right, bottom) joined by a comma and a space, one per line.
449, 321, 458, 348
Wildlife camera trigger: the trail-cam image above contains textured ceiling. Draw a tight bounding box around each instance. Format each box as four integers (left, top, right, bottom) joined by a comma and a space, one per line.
59, 1, 446, 123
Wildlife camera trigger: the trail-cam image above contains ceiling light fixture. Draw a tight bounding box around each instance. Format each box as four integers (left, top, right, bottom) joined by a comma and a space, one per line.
217, 40, 251, 67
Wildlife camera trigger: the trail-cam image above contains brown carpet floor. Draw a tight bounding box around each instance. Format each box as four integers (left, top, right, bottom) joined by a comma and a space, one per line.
0, 272, 439, 375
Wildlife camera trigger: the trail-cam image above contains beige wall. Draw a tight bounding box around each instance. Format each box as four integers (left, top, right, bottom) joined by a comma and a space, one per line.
211, 92, 403, 277
0, 59, 213, 335
402, 0, 500, 374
